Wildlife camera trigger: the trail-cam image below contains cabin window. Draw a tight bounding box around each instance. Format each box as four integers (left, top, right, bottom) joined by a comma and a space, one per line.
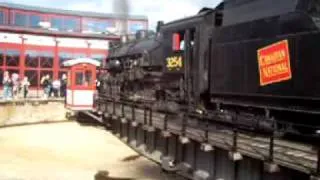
172, 31, 185, 51
172, 30, 196, 52
84, 70, 93, 86
75, 70, 93, 87
75, 72, 84, 86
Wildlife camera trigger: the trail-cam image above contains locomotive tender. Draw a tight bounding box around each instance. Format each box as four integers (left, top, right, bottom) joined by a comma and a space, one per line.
100, 0, 320, 134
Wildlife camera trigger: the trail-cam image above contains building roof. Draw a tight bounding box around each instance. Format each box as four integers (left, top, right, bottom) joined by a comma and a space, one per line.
62, 58, 101, 67
0, 25, 121, 40
0, 2, 148, 21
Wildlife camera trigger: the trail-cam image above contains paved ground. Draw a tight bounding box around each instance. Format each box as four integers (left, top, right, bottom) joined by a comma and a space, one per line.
0, 121, 170, 180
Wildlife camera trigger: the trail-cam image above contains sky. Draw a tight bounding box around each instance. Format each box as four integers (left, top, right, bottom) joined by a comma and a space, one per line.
2, 0, 222, 30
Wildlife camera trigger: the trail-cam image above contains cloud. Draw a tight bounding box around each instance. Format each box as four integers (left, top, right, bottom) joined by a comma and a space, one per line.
128, 0, 202, 29
5, 0, 222, 30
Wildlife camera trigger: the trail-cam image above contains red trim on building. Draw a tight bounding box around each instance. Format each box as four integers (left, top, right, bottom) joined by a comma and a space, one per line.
20, 36, 25, 78
53, 40, 59, 79
0, 37, 109, 88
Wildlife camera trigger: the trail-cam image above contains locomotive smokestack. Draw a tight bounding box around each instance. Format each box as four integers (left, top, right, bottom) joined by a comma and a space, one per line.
135, 30, 147, 40
113, 0, 130, 35
156, 21, 164, 33
121, 35, 128, 44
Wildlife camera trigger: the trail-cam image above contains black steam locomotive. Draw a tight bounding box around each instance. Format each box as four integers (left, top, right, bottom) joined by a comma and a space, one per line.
99, 0, 320, 135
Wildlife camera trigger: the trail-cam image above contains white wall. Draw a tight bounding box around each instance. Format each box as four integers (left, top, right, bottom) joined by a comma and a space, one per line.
0, 33, 22, 44
73, 90, 94, 106
0, 32, 110, 51
23, 34, 56, 46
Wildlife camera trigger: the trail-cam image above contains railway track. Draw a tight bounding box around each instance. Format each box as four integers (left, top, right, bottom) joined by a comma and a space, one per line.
98, 101, 319, 176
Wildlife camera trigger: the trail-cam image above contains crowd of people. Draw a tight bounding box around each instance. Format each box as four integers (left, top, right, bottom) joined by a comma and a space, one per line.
40, 74, 67, 99
2, 71, 67, 101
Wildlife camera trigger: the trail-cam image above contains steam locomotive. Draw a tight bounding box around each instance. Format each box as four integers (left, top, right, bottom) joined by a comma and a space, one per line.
99, 0, 320, 135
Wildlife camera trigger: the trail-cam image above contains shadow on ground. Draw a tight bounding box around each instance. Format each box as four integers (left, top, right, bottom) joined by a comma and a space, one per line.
75, 112, 186, 180
95, 170, 135, 180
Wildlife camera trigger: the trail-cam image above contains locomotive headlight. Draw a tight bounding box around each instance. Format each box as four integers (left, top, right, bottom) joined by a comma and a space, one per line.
114, 59, 120, 66
133, 60, 138, 66
107, 59, 121, 71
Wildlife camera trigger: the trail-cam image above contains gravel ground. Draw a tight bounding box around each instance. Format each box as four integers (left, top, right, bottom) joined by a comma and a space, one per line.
0, 121, 171, 180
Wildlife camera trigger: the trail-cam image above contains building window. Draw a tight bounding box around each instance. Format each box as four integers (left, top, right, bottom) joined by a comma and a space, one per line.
64, 18, 79, 32
91, 54, 105, 63
0, 11, 5, 25
30, 15, 41, 28
59, 71, 67, 79
73, 53, 86, 58
51, 17, 63, 31
83, 19, 115, 32
59, 52, 73, 67
40, 70, 53, 83
129, 22, 145, 33
0, 69, 3, 85
0, 49, 4, 66
6, 69, 19, 86
25, 70, 38, 87
6, 49, 20, 67
25, 50, 38, 68
14, 13, 28, 27
40, 51, 54, 68
50, 17, 80, 32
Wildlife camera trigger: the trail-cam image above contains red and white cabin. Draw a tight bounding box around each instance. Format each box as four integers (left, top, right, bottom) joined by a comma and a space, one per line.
63, 58, 100, 111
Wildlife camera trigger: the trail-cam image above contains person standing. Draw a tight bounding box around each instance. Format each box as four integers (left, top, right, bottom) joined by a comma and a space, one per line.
21, 76, 30, 99
60, 74, 67, 97
41, 74, 51, 99
52, 79, 61, 98
2, 71, 12, 100
11, 73, 20, 100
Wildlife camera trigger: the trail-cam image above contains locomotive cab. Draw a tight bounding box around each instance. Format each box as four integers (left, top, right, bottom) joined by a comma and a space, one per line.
63, 58, 100, 111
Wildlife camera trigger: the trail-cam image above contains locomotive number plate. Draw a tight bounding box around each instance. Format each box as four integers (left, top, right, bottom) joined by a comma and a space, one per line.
166, 55, 183, 71
257, 39, 292, 86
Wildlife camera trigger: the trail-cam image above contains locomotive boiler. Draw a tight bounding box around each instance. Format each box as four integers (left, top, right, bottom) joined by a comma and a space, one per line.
99, 0, 320, 135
